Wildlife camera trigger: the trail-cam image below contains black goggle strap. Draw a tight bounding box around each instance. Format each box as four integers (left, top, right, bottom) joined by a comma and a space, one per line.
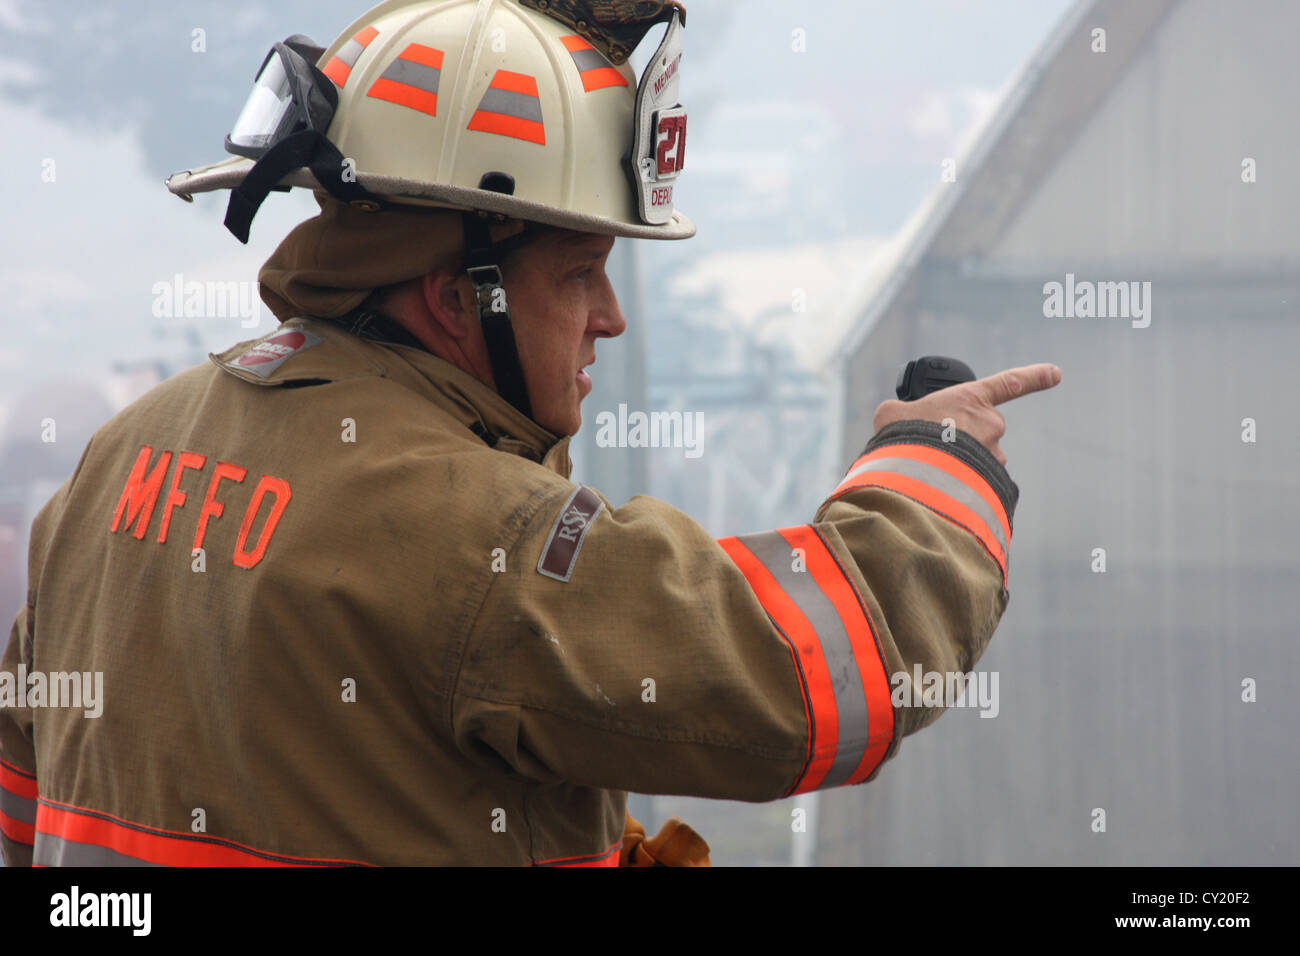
463, 212, 532, 420
224, 128, 381, 243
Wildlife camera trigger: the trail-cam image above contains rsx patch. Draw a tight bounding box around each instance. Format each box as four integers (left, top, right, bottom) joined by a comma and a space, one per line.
537, 485, 603, 582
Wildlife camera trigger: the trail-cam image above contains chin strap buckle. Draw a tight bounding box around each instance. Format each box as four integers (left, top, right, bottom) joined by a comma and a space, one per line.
465, 264, 507, 316
463, 217, 533, 420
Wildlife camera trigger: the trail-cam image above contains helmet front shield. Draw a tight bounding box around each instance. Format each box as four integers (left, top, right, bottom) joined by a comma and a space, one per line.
225, 36, 337, 161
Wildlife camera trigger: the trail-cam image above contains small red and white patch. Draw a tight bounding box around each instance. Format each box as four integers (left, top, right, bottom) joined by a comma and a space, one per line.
229, 329, 325, 379
237, 331, 306, 366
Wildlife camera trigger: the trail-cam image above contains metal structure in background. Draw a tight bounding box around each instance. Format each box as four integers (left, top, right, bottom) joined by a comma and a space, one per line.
829, 0, 1299, 865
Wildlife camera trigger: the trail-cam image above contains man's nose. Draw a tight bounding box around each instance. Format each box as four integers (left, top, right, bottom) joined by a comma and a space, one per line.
591, 274, 627, 339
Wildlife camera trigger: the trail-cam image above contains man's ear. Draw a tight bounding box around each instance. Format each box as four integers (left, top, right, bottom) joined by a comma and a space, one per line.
421, 267, 477, 339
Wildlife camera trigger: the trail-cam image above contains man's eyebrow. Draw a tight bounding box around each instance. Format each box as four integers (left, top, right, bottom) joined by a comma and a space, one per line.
559, 233, 615, 258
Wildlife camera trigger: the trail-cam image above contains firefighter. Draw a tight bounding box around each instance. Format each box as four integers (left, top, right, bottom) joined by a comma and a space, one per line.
0, 0, 1059, 867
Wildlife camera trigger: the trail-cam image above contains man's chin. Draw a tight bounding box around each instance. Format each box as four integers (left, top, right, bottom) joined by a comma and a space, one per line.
566, 390, 587, 436
535, 404, 582, 439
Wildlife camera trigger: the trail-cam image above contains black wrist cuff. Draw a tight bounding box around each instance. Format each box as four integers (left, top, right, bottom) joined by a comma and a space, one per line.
862, 419, 1019, 526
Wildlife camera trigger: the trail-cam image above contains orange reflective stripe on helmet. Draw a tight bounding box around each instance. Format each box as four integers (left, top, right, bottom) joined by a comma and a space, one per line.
468, 69, 546, 145
561, 34, 629, 91
367, 42, 444, 117
322, 25, 380, 87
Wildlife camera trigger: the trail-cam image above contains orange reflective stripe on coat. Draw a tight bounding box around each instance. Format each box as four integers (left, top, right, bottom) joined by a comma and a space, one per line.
718, 527, 896, 794
829, 443, 1012, 583
33, 799, 372, 867
0, 758, 37, 846
532, 840, 621, 867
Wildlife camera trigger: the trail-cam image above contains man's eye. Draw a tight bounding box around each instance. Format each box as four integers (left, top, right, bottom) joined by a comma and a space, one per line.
573, 268, 593, 282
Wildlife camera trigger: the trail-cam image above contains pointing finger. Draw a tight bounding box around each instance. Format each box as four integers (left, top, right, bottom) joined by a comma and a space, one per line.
976, 364, 1062, 407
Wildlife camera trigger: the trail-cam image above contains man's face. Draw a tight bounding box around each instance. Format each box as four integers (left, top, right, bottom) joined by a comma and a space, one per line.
502, 231, 626, 437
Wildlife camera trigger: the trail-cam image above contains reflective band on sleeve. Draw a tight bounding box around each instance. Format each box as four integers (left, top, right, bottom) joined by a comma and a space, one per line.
0, 759, 37, 846
828, 443, 1011, 582
777, 526, 896, 786
468, 70, 546, 145
718, 527, 896, 794
34, 799, 373, 867
367, 43, 444, 117
561, 34, 630, 91
322, 25, 380, 88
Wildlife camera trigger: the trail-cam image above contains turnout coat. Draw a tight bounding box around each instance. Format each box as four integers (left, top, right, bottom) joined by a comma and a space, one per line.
0, 313, 1017, 866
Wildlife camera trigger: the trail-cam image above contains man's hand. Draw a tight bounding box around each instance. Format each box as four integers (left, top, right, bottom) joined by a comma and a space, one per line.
872, 363, 1062, 467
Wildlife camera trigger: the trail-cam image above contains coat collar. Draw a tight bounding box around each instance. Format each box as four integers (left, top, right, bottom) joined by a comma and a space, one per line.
209, 315, 572, 478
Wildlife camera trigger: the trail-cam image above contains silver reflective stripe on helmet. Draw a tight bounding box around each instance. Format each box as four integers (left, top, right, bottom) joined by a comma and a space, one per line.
323, 26, 380, 87
380, 56, 441, 96
476, 86, 544, 124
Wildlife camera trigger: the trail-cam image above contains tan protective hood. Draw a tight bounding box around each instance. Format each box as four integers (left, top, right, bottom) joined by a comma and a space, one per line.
258, 193, 522, 323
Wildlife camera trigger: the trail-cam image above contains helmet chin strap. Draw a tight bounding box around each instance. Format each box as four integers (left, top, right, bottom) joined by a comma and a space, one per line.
462, 211, 533, 422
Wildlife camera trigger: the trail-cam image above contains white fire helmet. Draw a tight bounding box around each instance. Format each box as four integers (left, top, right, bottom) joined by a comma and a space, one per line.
167, 0, 694, 243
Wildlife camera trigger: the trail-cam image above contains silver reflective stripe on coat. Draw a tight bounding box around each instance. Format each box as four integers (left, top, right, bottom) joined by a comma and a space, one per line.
34, 831, 163, 867
733, 530, 869, 790
0, 785, 35, 826
842, 456, 1009, 560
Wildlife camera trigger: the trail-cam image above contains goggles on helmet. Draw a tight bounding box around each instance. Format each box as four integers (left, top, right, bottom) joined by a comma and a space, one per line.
220, 34, 380, 243
225, 36, 337, 161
